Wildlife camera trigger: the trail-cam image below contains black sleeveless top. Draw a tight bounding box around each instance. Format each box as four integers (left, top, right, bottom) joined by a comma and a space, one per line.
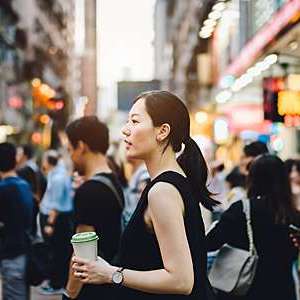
114, 171, 213, 299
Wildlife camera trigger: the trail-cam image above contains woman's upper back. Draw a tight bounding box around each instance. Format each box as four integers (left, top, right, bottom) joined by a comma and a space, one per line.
117, 171, 211, 299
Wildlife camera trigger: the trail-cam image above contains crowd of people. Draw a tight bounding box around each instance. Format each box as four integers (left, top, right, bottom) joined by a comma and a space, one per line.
0, 90, 299, 300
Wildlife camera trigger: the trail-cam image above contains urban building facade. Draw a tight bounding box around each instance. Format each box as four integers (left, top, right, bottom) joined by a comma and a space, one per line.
154, 0, 300, 161
0, 0, 99, 147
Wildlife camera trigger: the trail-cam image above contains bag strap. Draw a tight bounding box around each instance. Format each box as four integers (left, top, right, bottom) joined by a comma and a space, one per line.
91, 175, 123, 209
241, 198, 257, 254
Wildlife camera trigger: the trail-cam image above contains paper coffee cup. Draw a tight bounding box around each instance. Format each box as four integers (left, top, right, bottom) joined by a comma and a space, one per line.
71, 232, 99, 261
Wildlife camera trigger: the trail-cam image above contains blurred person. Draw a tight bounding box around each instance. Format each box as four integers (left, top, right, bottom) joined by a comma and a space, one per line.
209, 161, 228, 200
16, 144, 47, 201
16, 144, 47, 236
39, 150, 74, 295
122, 158, 150, 230
209, 161, 228, 221
71, 91, 217, 299
285, 159, 300, 211
107, 154, 128, 189
64, 116, 124, 300
239, 141, 268, 175
284, 159, 300, 289
0, 142, 34, 300
225, 166, 246, 206
206, 154, 298, 300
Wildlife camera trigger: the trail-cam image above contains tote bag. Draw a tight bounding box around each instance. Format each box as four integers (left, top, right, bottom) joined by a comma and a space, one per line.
208, 199, 258, 296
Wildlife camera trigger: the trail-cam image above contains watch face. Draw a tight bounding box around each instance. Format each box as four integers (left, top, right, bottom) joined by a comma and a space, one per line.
113, 271, 123, 284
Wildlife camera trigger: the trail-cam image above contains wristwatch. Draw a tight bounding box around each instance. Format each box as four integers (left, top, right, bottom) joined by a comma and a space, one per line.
62, 292, 71, 300
62, 290, 76, 300
112, 267, 125, 285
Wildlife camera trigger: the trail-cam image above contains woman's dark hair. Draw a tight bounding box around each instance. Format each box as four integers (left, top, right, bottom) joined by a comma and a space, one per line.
65, 116, 109, 154
247, 154, 294, 224
134, 90, 218, 210
284, 159, 300, 175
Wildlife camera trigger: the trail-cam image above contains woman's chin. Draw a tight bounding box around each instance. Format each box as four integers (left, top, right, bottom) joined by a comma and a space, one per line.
126, 152, 141, 160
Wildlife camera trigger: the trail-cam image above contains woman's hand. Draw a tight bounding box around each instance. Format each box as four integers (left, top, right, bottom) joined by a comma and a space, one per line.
72, 256, 116, 285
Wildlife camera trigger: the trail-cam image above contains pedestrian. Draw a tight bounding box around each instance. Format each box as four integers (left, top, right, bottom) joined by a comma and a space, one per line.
239, 141, 268, 175
225, 166, 246, 206
71, 90, 217, 299
209, 161, 228, 221
0, 142, 34, 300
284, 159, 300, 294
122, 158, 150, 230
39, 150, 74, 295
206, 154, 298, 300
16, 144, 47, 202
285, 159, 300, 211
64, 116, 124, 300
16, 144, 47, 236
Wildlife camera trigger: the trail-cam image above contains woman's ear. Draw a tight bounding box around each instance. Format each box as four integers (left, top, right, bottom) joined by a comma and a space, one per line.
156, 123, 171, 143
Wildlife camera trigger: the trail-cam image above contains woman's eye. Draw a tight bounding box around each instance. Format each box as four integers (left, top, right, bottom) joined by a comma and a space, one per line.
132, 119, 138, 124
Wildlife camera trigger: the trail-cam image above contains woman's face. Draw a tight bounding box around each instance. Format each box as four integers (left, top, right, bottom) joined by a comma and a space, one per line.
290, 165, 300, 195
122, 98, 160, 160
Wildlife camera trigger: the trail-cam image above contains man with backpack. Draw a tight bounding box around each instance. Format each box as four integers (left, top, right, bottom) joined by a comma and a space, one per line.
64, 116, 124, 300
0, 142, 34, 300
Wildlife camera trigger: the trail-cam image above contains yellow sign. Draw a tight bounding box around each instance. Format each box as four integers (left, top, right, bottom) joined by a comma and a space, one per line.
278, 91, 300, 116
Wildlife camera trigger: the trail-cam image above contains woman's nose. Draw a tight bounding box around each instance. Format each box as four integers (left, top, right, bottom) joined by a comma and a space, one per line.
121, 124, 130, 137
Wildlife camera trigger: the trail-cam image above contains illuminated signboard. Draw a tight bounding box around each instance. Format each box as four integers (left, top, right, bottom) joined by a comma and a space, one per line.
278, 91, 300, 115
221, 0, 300, 78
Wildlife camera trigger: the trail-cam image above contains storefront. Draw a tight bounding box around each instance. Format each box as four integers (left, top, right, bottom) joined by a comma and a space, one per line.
210, 0, 300, 158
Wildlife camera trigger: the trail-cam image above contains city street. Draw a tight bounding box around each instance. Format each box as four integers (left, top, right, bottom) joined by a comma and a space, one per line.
0, 1, 300, 300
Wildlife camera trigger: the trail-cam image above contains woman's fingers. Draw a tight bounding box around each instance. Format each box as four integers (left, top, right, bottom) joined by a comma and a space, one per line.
72, 256, 89, 265
74, 271, 90, 284
73, 263, 88, 273
74, 271, 87, 278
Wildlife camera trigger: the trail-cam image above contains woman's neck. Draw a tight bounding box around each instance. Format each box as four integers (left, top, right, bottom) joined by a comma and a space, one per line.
145, 147, 184, 180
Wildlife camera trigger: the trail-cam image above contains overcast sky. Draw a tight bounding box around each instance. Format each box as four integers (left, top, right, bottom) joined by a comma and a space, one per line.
99, 0, 155, 86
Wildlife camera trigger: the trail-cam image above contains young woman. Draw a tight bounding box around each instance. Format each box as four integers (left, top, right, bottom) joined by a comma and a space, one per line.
206, 154, 298, 300
71, 91, 217, 299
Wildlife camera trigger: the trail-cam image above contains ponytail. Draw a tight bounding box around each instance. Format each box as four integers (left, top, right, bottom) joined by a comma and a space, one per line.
177, 137, 219, 210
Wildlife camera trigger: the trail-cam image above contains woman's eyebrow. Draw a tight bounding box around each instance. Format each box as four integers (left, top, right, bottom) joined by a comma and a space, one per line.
130, 113, 140, 117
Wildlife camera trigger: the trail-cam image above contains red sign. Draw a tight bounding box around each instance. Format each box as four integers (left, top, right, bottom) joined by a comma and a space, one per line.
222, 0, 300, 78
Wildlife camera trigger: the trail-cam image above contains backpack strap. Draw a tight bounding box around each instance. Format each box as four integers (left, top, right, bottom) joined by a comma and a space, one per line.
91, 175, 123, 209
